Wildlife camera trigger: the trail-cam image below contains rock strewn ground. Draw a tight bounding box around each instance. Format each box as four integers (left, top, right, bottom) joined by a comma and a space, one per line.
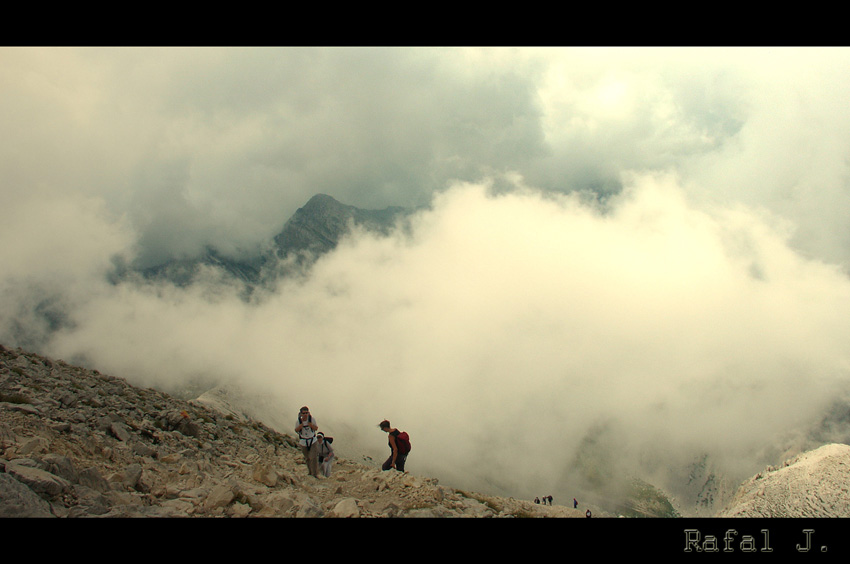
0, 344, 596, 518
717, 443, 850, 518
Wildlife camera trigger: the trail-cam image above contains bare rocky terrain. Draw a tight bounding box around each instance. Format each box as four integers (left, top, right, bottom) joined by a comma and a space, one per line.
718, 443, 850, 518
0, 343, 601, 518
4, 341, 850, 519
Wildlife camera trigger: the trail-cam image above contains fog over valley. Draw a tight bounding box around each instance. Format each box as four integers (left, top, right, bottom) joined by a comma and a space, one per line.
4, 47, 850, 513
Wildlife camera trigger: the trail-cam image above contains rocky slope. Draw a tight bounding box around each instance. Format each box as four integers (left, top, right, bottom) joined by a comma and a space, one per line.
717, 443, 850, 518
6, 341, 849, 519
0, 343, 599, 518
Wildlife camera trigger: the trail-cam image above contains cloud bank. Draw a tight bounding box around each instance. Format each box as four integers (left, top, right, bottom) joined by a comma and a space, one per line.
5, 47, 850, 267
24, 175, 850, 507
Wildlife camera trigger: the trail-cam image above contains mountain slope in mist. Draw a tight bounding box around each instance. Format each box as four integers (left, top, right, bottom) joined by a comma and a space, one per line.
6, 342, 850, 519
129, 194, 413, 290
272, 193, 411, 264
0, 343, 606, 518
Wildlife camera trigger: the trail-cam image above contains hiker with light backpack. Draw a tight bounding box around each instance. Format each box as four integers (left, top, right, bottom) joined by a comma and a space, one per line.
295, 406, 320, 478
379, 419, 410, 472
317, 432, 335, 477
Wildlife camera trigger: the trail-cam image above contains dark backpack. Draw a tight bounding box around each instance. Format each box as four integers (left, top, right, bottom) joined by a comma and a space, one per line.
395, 431, 411, 454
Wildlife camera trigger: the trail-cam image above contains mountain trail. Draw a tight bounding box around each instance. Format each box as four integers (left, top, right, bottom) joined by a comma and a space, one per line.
0, 343, 602, 518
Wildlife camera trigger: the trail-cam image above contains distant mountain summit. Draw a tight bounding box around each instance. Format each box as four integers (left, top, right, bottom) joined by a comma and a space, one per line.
133, 194, 413, 289
273, 194, 410, 265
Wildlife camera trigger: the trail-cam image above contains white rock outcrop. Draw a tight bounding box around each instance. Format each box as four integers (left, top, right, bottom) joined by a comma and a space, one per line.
718, 443, 850, 517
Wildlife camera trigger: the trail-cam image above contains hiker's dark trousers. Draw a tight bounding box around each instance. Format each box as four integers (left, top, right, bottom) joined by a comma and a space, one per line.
382, 453, 407, 472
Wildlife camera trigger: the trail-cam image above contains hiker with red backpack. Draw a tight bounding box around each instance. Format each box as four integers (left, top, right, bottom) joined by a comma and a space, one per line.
379, 419, 410, 472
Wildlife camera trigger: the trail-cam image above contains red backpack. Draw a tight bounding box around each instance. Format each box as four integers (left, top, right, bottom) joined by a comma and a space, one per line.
395, 431, 411, 454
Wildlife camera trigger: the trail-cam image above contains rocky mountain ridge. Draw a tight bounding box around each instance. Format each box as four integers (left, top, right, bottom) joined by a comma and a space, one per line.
134, 194, 414, 290
0, 343, 601, 518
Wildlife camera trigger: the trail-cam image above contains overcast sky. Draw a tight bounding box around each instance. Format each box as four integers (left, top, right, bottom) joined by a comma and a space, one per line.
4, 47, 850, 509
5, 47, 850, 265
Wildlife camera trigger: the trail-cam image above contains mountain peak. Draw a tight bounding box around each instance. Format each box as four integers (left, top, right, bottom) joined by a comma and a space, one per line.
128, 194, 410, 289
273, 194, 410, 261
303, 193, 343, 207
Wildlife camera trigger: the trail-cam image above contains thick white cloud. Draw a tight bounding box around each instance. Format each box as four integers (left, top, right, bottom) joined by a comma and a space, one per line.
41, 176, 850, 505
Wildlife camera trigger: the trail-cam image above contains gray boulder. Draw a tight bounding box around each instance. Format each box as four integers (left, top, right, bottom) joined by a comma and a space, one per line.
0, 473, 54, 517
